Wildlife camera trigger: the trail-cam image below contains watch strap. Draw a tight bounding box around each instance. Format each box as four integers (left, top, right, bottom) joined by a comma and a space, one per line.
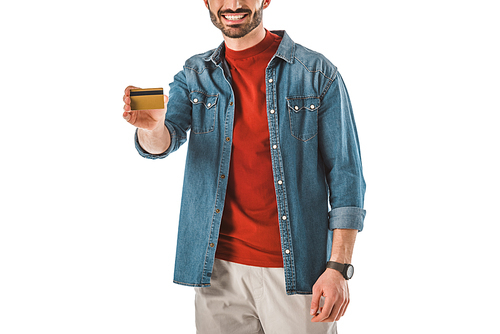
326, 261, 346, 273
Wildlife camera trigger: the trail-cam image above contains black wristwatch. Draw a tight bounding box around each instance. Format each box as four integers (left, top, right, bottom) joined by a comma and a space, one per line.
326, 261, 354, 280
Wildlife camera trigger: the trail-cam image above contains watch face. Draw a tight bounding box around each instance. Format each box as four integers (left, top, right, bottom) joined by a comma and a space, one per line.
346, 265, 354, 279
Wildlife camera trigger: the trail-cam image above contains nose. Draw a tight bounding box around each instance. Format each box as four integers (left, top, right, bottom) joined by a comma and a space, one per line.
224, 0, 243, 11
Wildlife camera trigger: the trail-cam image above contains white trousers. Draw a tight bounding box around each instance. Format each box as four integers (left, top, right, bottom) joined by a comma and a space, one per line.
195, 259, 337, 334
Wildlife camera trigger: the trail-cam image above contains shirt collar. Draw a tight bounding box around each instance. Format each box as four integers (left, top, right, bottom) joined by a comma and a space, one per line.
205, 30, 295, 65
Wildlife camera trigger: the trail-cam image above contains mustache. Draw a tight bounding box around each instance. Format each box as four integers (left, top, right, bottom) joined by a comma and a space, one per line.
219, 9, 252, 16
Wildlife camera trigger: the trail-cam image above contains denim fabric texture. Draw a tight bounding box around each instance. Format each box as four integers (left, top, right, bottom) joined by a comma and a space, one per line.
135, 31, 366, 295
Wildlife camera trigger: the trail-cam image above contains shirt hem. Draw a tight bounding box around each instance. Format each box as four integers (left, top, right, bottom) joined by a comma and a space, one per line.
173, 280, 211, 288
215, 255, 284, 268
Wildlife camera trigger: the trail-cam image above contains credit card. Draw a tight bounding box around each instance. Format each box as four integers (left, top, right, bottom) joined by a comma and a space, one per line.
130, 88, 164, 110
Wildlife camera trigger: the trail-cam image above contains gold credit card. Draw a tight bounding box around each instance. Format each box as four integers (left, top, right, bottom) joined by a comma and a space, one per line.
130, 88, 164, 110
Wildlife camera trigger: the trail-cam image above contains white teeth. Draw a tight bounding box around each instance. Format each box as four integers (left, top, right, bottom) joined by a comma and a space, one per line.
224, 14, 245, 20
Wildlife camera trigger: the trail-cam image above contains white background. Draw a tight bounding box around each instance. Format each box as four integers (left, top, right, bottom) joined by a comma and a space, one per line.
1, 0, 499, 333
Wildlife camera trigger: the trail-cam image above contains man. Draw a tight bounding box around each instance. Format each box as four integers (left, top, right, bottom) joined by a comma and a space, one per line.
123, 0, 366, 333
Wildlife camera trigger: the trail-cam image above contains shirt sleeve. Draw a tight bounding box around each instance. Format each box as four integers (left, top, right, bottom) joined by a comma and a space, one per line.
134, 69, 190, 159
318, 71, 367, 231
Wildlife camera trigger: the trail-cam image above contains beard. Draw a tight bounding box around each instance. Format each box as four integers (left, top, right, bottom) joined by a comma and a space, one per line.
208, 2, 264, 39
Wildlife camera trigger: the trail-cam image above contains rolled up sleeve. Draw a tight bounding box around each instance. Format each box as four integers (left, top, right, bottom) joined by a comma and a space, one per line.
328, 207, 366, 231
134, 121, 178, 160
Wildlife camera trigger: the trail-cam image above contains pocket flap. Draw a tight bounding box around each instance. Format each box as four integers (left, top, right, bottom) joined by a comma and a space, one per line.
190, 91, 218, 109
287, 97, 321, 112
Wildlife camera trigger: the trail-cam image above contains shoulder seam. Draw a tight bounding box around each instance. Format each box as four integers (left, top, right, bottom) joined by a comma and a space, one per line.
184, 65, 211, 75
294, 55, 337, 82
293, 55, 338, 100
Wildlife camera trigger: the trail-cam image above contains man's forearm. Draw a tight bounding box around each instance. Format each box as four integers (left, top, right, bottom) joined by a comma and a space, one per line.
137, 122, 171, 155
329, 229, 358, 263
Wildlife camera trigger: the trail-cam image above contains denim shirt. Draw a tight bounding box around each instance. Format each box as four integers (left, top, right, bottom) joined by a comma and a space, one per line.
135, 30, 366, 295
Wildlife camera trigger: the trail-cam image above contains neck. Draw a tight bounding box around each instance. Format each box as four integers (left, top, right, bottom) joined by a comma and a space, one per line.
223, 24, 266, 51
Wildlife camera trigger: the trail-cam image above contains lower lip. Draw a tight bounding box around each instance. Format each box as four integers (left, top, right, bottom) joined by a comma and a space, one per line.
222, 14, 248, 25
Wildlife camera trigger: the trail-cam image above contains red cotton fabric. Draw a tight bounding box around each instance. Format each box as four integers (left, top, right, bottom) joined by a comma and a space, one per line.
215, 31, 284, 268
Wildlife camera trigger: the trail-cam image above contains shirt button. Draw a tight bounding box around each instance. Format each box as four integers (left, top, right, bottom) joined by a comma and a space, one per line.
278, 180, 283, 185
225, 137, 230, 142
207, 103, 212, 107
310, 105, 315, 109
221, 175, 225, 179
193, 98, 198, 103
282, 215, 287, 220
272, 145, 277, 149
294, 106, 299, 111
270, 109, 275, 114
210, 243, 215, 248
215, 209, 220, 213
268, 79, 273, 83
230, 102, 233, 106
285, 249, 290, 254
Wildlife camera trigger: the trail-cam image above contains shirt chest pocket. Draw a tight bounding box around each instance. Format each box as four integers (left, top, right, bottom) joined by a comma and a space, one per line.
287, 97, 320, 142
190, 91, 218, 134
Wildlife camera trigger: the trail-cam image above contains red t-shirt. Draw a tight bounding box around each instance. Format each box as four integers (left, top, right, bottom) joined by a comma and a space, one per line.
215, 31, 283, 267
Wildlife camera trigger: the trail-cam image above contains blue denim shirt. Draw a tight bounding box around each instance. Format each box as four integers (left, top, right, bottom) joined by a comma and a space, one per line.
135, 30, 366, 295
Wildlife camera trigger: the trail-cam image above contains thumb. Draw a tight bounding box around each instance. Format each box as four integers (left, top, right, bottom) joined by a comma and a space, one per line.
123, 111, 131, 122
310, 288, 321, 315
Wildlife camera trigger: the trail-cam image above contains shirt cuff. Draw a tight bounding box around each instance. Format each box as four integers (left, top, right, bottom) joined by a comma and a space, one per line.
328, 207, 366, 231
134, 122, 176, 160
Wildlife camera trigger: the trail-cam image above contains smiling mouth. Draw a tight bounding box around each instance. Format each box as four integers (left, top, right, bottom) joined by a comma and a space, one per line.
222, 13, 248, 22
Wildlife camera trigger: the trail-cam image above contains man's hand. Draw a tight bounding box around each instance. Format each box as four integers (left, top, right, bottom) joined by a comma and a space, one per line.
122, 85, 168, 131
122, 85, 171, 154
310, 268, 349, 322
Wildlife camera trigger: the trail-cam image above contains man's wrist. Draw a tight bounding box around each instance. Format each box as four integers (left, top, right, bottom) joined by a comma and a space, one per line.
326, 261, 354, 280
329, 254, 351, 263
139, 120, 165, 134
329, 228, 357, 263
137, 122, 170, 155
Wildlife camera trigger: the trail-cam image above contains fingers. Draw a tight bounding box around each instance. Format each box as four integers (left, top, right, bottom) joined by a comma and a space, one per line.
326, 300, 342, 322
124, 85, 140, 96
123, 110, 136, 125
123, 85, 140, 112
338, 284, 350, 320
123, 86, 136, 115
310, 287, 350, 322
320, 290, 349, 322
312, 294, 334, 322
310, 286, 321, 316
337, 296, 349, 321
123, 111, 131, 122
123, 97, 131, 112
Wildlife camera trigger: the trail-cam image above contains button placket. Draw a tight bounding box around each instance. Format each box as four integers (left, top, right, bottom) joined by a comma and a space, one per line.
265, 68, 295, 291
